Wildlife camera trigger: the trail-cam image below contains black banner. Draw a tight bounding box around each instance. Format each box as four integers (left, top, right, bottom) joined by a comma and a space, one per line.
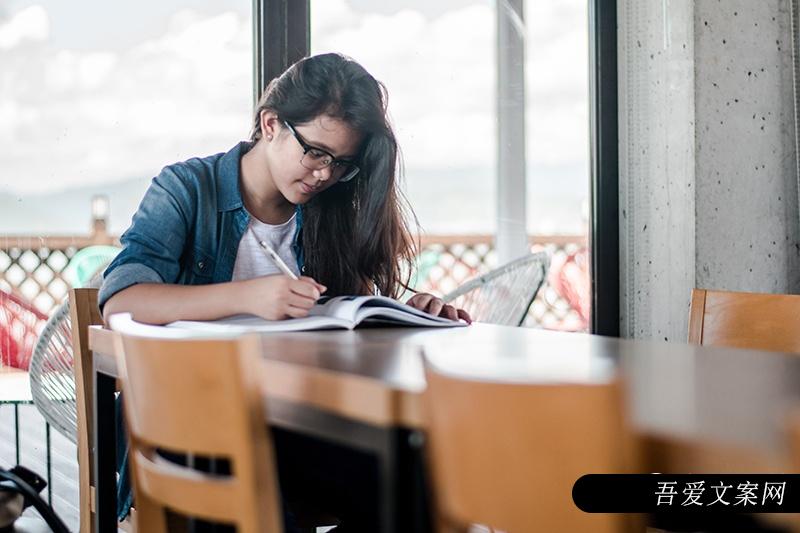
573, 474, 799, 513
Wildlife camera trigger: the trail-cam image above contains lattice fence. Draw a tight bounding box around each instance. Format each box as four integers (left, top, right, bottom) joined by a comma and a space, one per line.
1, 233, 589, 332
414, 235, 589, 332
0, 245, 77, 314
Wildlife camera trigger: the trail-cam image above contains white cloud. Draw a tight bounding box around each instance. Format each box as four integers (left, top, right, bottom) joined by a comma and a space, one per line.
1, 8, 252, 194
0, 5, 48, 50
312, 4, 496, 170
311, 1, 588, 171
0, 0, 589, 230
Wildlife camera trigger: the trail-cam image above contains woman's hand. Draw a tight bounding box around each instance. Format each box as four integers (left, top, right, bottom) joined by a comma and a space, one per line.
406, 292, 472, 324
242, 275, 326, 320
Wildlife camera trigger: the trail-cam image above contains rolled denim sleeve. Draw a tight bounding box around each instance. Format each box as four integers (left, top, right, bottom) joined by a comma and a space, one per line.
98, 167, 193, 311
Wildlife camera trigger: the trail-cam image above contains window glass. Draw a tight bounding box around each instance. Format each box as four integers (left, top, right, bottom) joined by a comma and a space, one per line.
0, 1, 251, 315
311, 0, 590, 330
525, 0, 590, 331
311, 0, 496, 234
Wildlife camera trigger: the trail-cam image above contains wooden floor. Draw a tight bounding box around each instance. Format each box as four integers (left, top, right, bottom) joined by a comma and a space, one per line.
0, 401, 80, 530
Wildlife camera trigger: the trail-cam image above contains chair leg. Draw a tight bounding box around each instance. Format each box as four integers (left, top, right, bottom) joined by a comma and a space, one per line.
77, 430, 95, 533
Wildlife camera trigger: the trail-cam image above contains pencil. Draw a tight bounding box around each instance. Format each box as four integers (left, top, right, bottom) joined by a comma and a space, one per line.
252, 232, 299, 281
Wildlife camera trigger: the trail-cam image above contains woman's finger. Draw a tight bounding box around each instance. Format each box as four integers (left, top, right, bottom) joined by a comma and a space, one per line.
456, 308, 472, 324
285, 304, 311, 318
409, 293, 434, 310
289, 279, 322, 301
440, 304, 458, 320
300, 276, 327, 294
287, 291, 317, 310
426, 297, 445, 317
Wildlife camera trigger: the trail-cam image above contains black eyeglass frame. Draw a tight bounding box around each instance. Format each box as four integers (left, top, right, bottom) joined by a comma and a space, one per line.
282, 120, 360, 183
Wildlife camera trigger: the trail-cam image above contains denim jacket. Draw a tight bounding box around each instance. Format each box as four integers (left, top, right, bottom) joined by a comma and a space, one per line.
99, 141, 304, 521
99, 141, 305, 311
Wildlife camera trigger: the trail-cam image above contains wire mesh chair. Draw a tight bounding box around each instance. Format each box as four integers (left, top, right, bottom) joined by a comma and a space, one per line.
28, 269, 109, 444
442, 251, 549, 327
63, 245, 120, 288
28, 301, 76, 443
1, 290, 48, 370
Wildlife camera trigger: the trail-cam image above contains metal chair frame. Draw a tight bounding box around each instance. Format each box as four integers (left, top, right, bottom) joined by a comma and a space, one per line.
29, 301, 76, 444
443, 251, 549, 327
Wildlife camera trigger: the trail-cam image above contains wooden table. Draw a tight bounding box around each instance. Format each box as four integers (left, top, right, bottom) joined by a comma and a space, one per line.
88, 324, 800, 532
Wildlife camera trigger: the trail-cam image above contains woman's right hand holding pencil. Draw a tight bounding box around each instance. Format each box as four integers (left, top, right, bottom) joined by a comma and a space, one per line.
241, 275, 327, 320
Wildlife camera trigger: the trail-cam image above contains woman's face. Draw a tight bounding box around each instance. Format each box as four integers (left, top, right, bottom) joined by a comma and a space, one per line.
261, 112, 363, 205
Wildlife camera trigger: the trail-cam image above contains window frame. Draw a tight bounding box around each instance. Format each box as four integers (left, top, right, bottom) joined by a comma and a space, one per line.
253, 0, 309, 104
588, 0, 620, 336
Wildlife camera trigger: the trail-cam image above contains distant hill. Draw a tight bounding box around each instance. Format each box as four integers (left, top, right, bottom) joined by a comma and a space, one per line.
0, 165, 587, 237
0, 177, 151, 236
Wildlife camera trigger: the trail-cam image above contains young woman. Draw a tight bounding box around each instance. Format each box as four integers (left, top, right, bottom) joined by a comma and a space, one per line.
101, 52, 470, 529
100, 52, 471, 325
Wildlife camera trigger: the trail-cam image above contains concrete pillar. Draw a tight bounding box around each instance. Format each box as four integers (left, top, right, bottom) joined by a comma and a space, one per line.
619, 0, 800, 341
619, 0, 696, 341
694, 0, 800, 294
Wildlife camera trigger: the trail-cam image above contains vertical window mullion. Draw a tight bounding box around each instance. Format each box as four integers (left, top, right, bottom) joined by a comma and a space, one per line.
589, 0, 620, 336
254, 0, 310, 103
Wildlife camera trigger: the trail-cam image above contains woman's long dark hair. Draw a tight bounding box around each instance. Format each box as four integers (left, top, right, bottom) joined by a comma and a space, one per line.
251, 53, 417, 297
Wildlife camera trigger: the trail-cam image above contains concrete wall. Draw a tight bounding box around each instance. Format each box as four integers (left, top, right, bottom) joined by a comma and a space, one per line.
619, 0, 696, 341
619, 0, 800, 340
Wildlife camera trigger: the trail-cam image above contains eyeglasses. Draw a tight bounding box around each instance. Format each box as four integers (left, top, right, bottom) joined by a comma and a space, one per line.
283, 121, 360, 183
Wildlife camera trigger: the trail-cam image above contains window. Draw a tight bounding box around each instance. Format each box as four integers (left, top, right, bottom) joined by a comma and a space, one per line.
311, 0, 590, 330
0, 1, 251, 310
311, 0, 496, 235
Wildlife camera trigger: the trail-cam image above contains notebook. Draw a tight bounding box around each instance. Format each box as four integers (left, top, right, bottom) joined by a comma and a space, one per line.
166, 295, 466, 334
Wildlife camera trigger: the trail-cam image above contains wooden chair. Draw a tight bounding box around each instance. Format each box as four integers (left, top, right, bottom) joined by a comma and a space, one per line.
113, 332, 284, 532
423, 360, 639, 533
688, 289, 800, 353
68, 287, 103, 533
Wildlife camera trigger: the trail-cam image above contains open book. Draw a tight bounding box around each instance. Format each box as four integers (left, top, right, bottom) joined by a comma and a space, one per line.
167, 295, 466, 334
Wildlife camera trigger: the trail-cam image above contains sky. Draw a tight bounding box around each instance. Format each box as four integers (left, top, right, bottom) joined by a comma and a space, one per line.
0, 0, 588, 234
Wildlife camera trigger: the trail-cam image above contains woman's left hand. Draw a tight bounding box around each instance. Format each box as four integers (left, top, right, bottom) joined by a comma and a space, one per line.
406, 293, 472, 324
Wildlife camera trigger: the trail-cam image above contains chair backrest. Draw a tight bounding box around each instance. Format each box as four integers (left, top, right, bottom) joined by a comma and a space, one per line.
1, 289, 48, 370
69, 288, 104, 441
30, 300, 76, 443
63, 245, 120, 288
442, 251, 549, 327
114, 333, 282, 533
688, 289, 800, 353
68, 288, 103, 533
423, 361, 637, 533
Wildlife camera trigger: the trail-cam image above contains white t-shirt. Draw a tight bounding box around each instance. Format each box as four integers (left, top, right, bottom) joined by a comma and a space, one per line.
231, 212, 300, 281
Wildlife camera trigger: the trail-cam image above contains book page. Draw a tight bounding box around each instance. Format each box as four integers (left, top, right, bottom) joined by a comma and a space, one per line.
161, 295, 464, 334
356, 295, 456, 323
168, 314, 353, 333
357, 306, 464, 327
309, 295, 463, 327
307, 295, 367, 322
